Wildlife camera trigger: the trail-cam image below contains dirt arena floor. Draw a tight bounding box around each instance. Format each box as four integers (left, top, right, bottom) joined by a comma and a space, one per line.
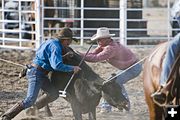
0, 45, 153, 120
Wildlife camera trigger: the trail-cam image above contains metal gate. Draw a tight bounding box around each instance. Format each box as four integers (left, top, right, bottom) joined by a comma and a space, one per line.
0, 0, 179, 50
123, 0, 171, 46
0, 0, 41, 50
41, 0, 123, 46
40, 0, 176, 47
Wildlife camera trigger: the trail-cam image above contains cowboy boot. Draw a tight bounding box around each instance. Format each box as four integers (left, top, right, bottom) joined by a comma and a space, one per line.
151, 86, 167, 106
151, 80, 174, 106
1, 102, 24, 120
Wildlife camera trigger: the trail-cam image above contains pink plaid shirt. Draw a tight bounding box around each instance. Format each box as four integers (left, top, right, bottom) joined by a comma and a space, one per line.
82, 41, 137, 70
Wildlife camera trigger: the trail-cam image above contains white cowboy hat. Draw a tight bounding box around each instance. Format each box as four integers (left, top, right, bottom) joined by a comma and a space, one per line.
91, 27, 115, 41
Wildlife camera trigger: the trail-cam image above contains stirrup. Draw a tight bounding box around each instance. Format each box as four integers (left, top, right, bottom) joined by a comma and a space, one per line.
152, 92, 168, 107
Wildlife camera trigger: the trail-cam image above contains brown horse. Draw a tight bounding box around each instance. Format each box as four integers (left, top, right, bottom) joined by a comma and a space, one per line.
143, 41, 180, 120
143, 42, 168, 120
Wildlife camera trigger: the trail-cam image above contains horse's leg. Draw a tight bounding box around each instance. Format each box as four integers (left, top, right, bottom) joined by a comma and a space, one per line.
154, 104, 164, 120
29, 1, 35, 45
145, 90, 164, 120
145, 92, 155, 120
88, 108, 96, 120
48, 22, 52, 37
26, 18, 34, 48
30, 23, 35, 48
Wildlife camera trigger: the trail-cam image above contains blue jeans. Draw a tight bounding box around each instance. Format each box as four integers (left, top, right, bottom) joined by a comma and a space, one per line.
115, 62, 142, 85
160, 33, 180, 86
100, 62, 142, 110
22, 66, 59, 108
116, 62, 142, 109
100, 99, 112, 112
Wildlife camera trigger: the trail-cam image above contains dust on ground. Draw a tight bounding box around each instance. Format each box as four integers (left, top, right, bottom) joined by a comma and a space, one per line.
0, 45, 153, 120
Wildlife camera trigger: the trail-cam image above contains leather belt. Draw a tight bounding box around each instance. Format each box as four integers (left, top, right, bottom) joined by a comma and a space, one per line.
31, 63, 49, 75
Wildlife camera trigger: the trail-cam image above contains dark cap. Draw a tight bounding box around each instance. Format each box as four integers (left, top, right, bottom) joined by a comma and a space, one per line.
58, 27, 78, 42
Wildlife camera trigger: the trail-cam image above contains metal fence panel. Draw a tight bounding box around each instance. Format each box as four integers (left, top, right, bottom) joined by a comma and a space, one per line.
0, 0, 179, 50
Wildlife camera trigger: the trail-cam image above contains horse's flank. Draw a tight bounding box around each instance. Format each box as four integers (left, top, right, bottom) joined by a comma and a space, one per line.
143, 42, 167, 120
148, 42, 167, 89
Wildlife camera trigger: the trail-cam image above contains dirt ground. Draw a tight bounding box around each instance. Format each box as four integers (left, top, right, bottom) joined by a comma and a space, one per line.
0, 45, 153, 120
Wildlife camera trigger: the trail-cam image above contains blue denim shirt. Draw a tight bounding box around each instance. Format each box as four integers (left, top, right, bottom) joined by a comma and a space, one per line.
33, 38, 74, 72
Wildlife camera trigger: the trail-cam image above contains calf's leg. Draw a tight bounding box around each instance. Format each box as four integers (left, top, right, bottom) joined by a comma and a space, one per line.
71, 101, 82, 120
88, 108, 96, 120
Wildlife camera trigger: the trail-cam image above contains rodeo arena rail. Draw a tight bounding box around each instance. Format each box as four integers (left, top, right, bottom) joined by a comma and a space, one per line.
0, 0, 179, 50
1, 0, 180, 120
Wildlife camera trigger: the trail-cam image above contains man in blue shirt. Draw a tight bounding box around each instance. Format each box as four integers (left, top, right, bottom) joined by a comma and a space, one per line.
1, 27, 81, 120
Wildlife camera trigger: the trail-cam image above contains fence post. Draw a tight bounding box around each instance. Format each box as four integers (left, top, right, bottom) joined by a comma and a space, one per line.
2, 0, 5, 46
80, 0, 84, 46
35, 0, 41, 49
120, 0, 127, 46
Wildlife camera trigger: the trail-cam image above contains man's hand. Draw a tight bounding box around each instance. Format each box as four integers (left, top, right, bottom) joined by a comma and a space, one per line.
73, 66, 81, 73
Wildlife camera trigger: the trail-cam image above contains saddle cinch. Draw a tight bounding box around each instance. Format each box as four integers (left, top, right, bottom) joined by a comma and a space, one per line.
149, 42, 180, 106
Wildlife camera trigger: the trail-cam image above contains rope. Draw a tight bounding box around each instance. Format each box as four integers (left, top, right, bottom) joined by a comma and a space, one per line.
0, 58, 25, 67
103, 45, 163, 84
103, 56, 148, 84
0, 44, 93, 71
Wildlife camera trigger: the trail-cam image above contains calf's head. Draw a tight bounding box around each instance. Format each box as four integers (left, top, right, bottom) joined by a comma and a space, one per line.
102, 80, 129, 111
